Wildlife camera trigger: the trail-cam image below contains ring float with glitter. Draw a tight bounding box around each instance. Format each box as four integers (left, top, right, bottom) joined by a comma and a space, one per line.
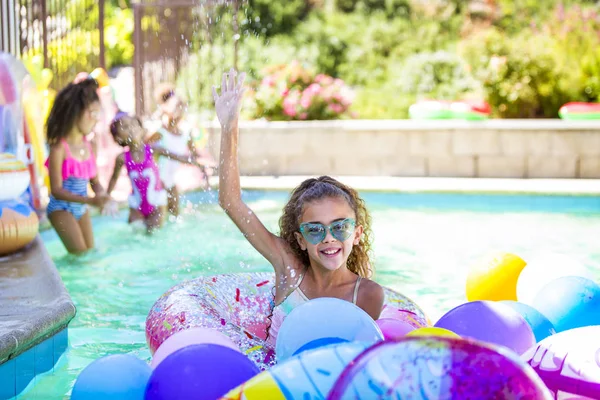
145, 272, 429, 370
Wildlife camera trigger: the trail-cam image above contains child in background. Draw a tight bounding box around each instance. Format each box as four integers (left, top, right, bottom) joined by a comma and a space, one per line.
45, 78, 110, 254
146, 84, 211, 217
213, 69, 384, 347
107, 112, 207, 232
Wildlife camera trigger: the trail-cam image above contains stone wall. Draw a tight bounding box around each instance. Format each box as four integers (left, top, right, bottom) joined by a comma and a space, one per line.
205, 120, 600, 178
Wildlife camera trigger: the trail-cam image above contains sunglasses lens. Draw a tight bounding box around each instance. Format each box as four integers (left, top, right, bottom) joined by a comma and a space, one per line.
331, 219, 355, 242
302, 224, 325, 245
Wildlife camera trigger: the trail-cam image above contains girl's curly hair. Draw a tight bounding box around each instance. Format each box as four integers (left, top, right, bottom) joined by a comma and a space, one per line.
279, 176, 374, 278
46, 78, 99, 145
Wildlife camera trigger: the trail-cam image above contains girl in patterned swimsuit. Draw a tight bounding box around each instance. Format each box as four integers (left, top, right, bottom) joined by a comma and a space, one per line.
46, 78, 111, 254
107, 112, 205, 232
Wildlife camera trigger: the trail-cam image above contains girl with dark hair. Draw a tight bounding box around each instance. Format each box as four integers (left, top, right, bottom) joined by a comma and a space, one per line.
45, 78, 110, 254
213, 69, 384, 347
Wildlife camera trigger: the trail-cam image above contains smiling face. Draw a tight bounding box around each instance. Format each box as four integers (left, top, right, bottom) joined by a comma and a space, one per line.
295, 197, 363, 272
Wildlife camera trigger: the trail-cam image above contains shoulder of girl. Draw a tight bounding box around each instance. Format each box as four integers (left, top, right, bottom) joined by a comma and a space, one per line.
361, 279, 384, 300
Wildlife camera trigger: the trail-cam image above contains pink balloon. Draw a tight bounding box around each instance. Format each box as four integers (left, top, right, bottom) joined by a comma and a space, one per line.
151, 327, 241, 369
376, 318, 416, 340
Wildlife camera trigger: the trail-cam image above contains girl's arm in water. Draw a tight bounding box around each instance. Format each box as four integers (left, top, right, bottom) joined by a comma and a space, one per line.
48, 144, 107, 207
214, 69, 289, 273
106, 153, 125, 196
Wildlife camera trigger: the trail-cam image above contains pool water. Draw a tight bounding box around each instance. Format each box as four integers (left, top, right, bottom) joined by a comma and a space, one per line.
19, 190, 600, 399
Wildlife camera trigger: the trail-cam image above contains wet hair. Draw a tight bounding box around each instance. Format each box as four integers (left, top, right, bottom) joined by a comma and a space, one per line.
109, 111, 143, 147
279, 176, 374, 278
46, 78, 99, 145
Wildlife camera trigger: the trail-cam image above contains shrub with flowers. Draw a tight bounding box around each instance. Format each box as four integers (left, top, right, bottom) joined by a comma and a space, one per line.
249, 61, 355, 120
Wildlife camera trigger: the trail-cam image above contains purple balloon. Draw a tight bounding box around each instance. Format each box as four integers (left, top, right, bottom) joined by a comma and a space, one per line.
145, 344, 260, 400
434, 301, 535, 355
150, 328, 240, 369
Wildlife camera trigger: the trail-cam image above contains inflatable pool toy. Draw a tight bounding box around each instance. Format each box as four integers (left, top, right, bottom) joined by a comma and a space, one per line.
0, 153, 39, 255
559, 102, 600, 120
523, 326, 600, 399
0, 154, 30, 200
222, 342, 371, 399
223, 337, 552, 399
0, 56, 17, 105
146, 272, 428, 370
517, 253, 594, 306
328, 337, 553, 399
409, 99, 491, 120
466, 252, 526, 301
0, 199, 39, 255
434, 300, 535, 355
275, 297, 384, 361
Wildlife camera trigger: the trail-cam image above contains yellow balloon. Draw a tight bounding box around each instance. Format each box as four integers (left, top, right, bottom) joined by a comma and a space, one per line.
222, 372, 286, 400
40, 68, 54, 90
466, 252, 526, 301
406, 327, 460, 338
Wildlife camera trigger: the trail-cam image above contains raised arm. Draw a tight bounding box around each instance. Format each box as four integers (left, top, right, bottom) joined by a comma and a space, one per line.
213, 69, 287, 270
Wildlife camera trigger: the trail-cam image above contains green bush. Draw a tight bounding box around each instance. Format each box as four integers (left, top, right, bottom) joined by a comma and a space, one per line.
105, 5, 134, 68
242, 0, 313, 38
335, 0, 411, 18
460, 28, 569, 118
395, 51, 481, 100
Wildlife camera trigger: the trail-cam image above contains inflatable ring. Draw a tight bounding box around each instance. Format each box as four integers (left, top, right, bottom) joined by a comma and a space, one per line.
0, 199, 39, 255
558, 102, 600, 120
523, 326, 600, 399
0, 153, 30, 201
409, 100, 491, 120
146, 272, 428, 370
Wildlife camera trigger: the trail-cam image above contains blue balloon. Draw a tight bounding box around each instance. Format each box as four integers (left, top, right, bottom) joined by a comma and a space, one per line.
532, 276, 600, 333
292, 337, 349, 357
145, 344, 260, 400
276, 297, 383, 362
500, 301, 556, 342
71, 354, 151, 400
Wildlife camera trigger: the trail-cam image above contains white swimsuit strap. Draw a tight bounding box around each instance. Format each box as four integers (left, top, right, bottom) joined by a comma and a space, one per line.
352, 276, 362, 305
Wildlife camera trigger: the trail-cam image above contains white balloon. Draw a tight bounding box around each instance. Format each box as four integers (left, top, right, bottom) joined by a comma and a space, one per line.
517, 253, 594, 306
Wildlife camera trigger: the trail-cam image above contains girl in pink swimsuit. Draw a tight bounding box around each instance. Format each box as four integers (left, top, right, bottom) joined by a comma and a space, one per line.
107, 112, 205, 232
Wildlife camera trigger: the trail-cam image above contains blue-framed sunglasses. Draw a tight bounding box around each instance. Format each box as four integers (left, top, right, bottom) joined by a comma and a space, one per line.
299, 218, 356, 245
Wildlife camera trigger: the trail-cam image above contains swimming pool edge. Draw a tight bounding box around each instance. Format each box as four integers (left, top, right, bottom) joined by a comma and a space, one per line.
0, 237, 76, 398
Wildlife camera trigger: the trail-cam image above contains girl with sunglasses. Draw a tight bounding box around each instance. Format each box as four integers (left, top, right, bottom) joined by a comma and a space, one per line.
45, 78, 111, 254
213, 69, 384, 347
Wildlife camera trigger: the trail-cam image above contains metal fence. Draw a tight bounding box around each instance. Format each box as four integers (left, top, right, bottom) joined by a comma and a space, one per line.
132, 0, 239, 115
0, 0, 105, 89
